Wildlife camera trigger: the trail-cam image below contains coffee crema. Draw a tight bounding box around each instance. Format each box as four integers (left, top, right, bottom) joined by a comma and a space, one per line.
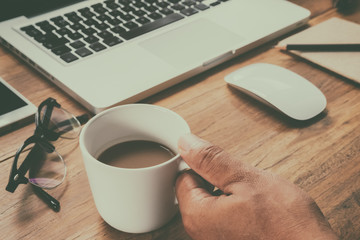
97, 140, 175, 169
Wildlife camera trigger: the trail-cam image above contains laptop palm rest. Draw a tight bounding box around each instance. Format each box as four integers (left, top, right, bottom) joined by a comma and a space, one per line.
139, 19, 243, 69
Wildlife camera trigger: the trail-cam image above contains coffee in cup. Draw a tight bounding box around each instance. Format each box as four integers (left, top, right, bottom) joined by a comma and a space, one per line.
97, 140, 175, 169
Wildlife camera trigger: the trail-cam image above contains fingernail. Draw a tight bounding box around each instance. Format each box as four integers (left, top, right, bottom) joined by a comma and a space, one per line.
178, 134, 205, 155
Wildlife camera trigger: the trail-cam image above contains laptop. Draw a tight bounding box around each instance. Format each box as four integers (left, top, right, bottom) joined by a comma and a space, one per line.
0, 0, 310, 113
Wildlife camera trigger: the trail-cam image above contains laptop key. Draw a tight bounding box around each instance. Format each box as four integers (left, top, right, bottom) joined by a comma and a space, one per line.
84, 35, 100, 44
50, 16, 63, 22
171, 4, 185, 11
69, 23, 85, 31
109, 10, 122, 17
96, 14, 112, 23
65, 12, 83, 23
133, 10, 147, 17
43, 37, 69, 49
20, 25, 35, 32
94, 23, 110, 31
51, 17, 70, 27
122, 6, 136, 13
194, 3, 210, 11
105, 1, 120, 9
118, 0, 131, 5
82, 27, 97, 35
120, 14, 135, 21
148, 12, 163, 20
70, 40, 86, 49
119, 13, 184, 40
132, 1, 146, 8
103, 36, 123, 46
98, 30, 114, 39
38, 23, 56, 33
56, 28, 71, 36
210, 1, 221, 6
160, 8, 174, 15
83, 18, 98, 27
110, 26, 126, 34
79, 8, 96, 19
89, 42, 106, 52
36, 20, 51, 27
180, 7, 198, 16
136, 16, 151, 25
37, 32, 58, 42
107, 18, 122, 26
34, 34, 48, 43
92, 4, 108, 14
144, 5, 159, 13
156, 2, 170, 8
124, 21, 139, 30
60, 52, 79, 63
52, 45, 72, 55
24, 27, 43, 37
75, 47, 93, 57
68, 32, 83, 40
182, 0, 196, 6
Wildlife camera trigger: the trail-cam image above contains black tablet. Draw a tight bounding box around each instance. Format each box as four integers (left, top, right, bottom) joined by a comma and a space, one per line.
0, 77, 36, 134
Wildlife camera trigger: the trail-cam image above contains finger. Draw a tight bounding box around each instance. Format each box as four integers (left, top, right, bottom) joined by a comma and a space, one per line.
178, 134, 259, 191
176, 169, 215, 193
175, 170, 215, 215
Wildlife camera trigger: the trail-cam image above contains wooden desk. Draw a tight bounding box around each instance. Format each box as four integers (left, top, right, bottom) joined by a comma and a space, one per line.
1, 1, 359, 239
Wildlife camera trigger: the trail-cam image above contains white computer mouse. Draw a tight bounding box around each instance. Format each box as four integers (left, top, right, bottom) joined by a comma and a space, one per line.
225, 63, 327, 120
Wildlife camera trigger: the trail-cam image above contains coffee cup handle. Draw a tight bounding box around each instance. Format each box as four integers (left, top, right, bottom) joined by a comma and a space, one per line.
178, 158, 190, 172
175, 157, 191, 205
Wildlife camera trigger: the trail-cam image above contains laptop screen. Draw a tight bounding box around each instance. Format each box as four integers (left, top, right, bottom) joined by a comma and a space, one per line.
0, 0, 84, 22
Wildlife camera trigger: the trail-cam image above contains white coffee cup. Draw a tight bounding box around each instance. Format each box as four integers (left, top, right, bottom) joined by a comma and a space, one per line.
79, 104, 190, 233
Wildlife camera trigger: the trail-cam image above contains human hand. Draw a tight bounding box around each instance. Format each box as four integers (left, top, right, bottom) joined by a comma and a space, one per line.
175, 134, 338, 240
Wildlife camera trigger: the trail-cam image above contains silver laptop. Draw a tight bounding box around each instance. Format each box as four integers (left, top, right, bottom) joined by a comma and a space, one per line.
0, 0, 310, 113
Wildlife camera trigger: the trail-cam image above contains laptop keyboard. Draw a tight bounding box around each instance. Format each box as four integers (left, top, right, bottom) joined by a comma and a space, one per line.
19, 0, 230, 64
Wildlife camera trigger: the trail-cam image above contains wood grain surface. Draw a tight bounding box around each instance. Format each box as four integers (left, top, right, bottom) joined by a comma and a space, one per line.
1, 1, 359, 239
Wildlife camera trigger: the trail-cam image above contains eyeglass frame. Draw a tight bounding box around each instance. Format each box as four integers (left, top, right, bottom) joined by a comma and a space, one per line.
5, 97, 88, 212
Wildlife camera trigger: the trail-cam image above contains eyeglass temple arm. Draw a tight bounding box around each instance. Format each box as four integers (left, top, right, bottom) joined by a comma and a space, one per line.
6, 136, 39, 192
43, 113, 89, 139
17, 140, 44, 178
40, 101, 55, 129
48, 113, 89, 133
32, 185, 60, 212
50, 114, 89, 138
76, 114, 89, 125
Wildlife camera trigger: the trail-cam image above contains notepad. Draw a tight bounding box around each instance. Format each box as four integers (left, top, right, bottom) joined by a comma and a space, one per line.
279, 17, 360, 84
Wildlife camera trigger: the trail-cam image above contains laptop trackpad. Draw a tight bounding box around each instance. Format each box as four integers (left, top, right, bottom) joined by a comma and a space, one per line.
139, 19, 243, 68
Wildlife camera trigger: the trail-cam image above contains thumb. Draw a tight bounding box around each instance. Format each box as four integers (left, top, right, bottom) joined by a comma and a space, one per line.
178, 134, 258, 191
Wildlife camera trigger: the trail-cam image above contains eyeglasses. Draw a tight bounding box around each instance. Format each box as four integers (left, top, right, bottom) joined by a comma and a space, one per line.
5, 97, 88, 212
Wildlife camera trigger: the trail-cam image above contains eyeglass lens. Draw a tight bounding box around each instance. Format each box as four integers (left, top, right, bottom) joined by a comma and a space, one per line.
17, 143, 66, 189
38, 104, 81, 139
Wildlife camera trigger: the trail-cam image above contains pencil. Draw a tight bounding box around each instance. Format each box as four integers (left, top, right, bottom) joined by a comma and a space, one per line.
275, 43, 360, 51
